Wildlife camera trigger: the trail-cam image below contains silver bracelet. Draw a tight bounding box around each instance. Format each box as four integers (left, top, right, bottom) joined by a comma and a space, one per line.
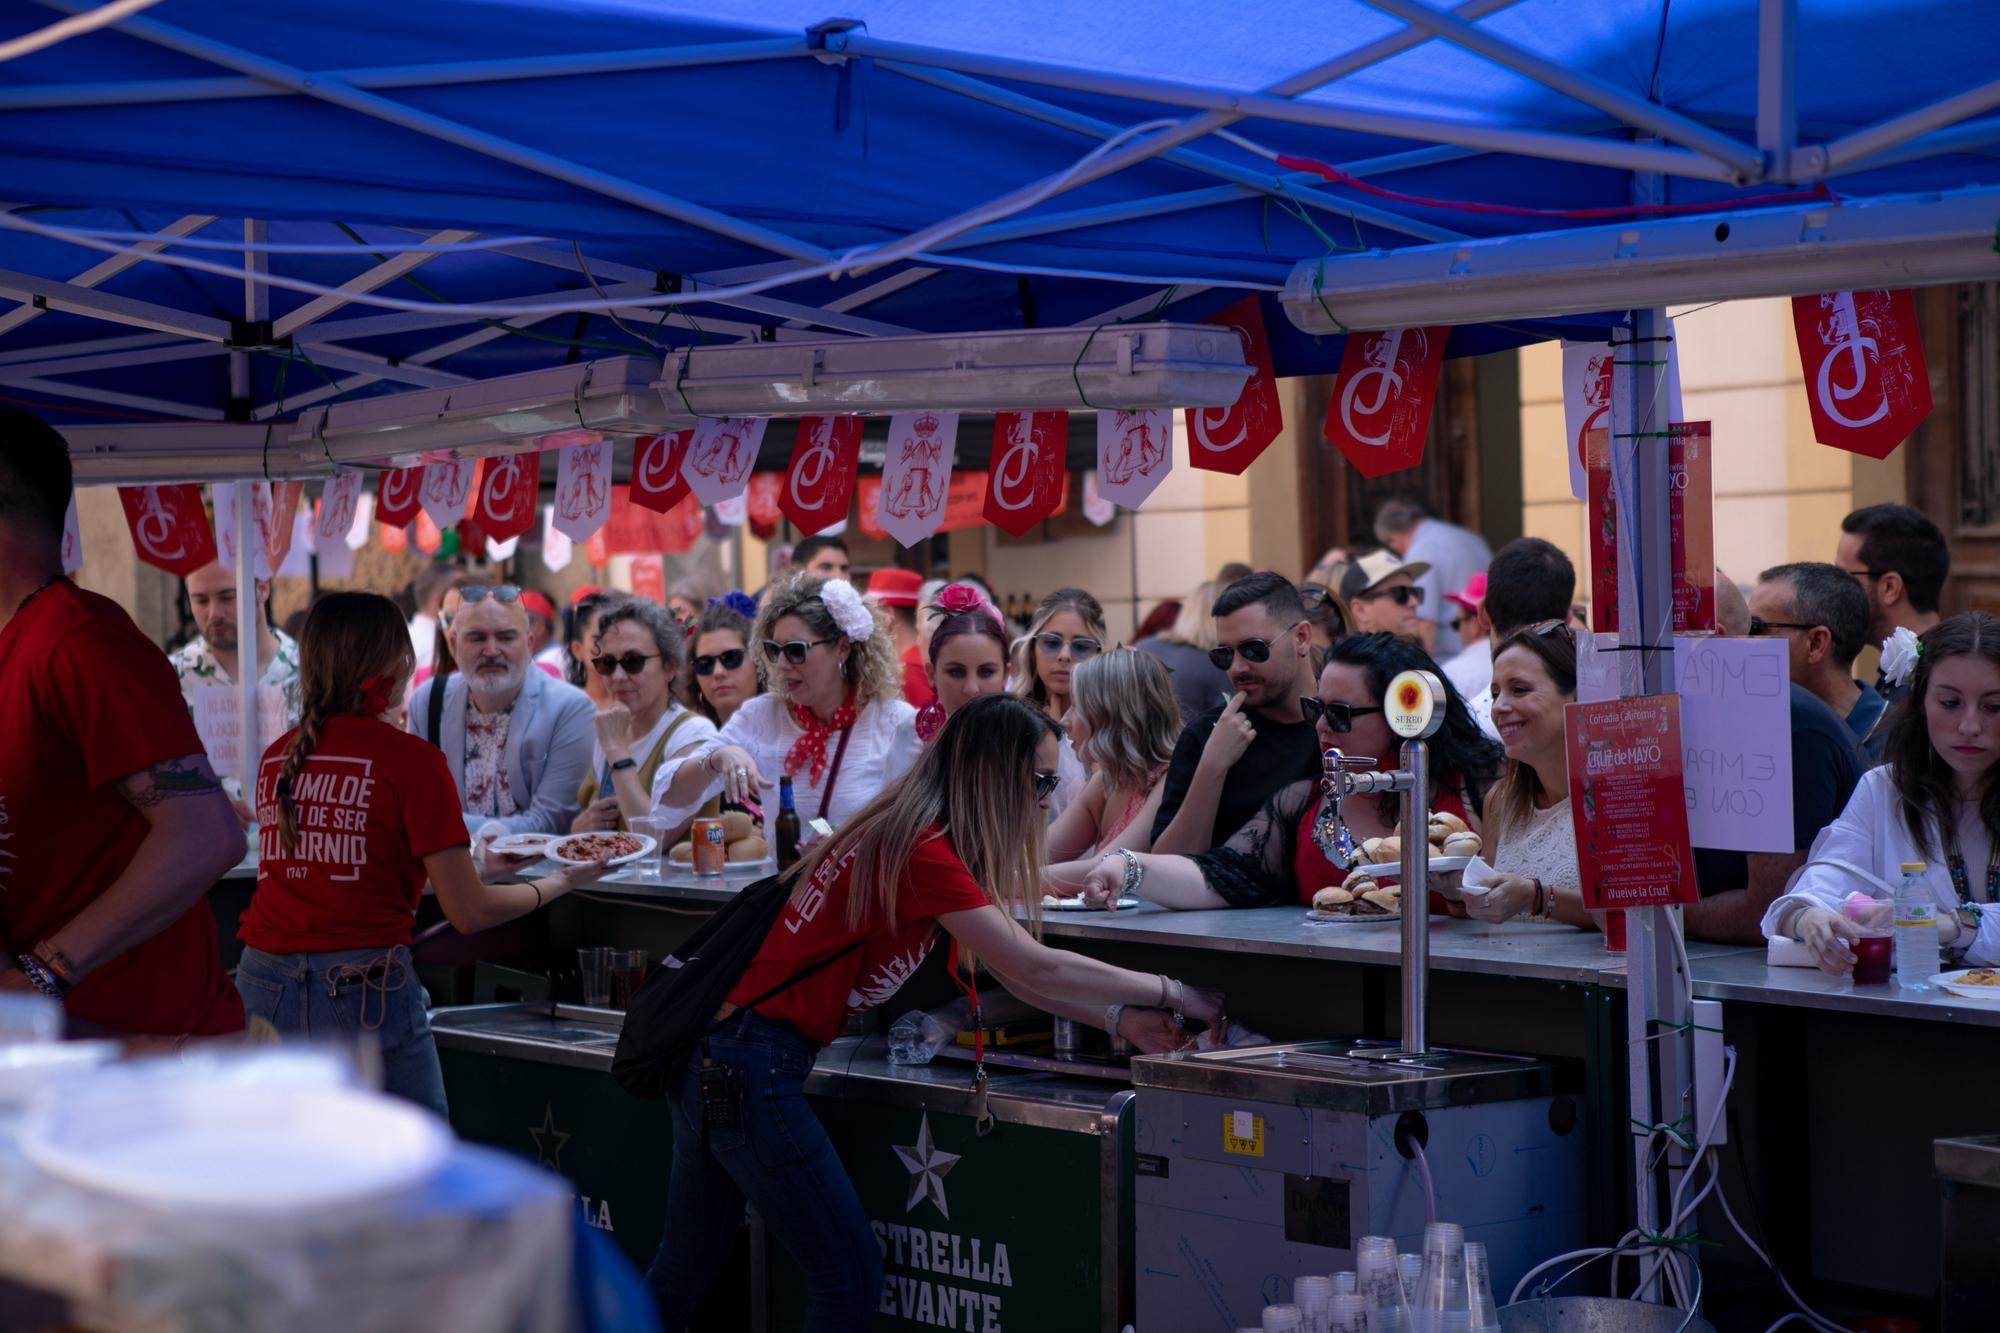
1114, 847, 1143, 898
1104, 1003, 1125, 1034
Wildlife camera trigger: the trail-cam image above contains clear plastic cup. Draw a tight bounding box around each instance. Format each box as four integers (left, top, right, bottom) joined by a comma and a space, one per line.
1401, 1252, 1423, 1307
1294, 1275, 1333, 1333
1356, 1236, 1412, 1333
1414, 1221, 1469, 1333
1261, 1304, 1304, 1333
1328, 1291, 1369, 1333
609, 948, 649, 1008
1465, 1241, 1501, 1333
1330, 1271, 1356, 1297
577, 946, 613, 1006
629, 816, 667, 877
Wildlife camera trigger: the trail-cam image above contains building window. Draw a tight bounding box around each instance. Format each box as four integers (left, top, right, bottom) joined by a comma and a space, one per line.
1961, 282, 2000, 531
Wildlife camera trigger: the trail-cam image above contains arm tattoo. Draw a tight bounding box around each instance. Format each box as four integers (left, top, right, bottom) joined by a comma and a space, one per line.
122, 757, 224, 807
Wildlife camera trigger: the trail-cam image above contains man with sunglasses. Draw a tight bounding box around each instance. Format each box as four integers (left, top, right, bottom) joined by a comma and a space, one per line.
407, 584, 595, 836
1339, 550, 1432, 641
1750, 562, 1887, 762
1150, 573, 1323, 854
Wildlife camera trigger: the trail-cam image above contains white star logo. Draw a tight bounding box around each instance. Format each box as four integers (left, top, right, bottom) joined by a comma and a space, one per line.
527, 1103, 570, 1172
893, 1113, 960, 1219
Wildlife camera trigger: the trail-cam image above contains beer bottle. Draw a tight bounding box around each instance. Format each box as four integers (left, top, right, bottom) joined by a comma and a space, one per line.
775, 776, 801, 871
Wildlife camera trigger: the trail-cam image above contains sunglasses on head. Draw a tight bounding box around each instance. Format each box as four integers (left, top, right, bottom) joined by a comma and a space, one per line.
763, 636, 838, 665
1299, 696, 1385, 733
1749, 617, 1816, 637
693, 648, 747, 676
1034, 633, 1102, 660
591, 651, 660, 677
1208, 620, 1305, 670
1360, 584, 1425, 608
1033, 770, 1062, 801
459, 584, 522, 606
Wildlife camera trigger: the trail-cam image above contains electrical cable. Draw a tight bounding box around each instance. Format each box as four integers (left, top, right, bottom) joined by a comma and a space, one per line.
1714, 1178, 1846, 1333
1409, 1137, 1437, 1225
0, 0, 165, 64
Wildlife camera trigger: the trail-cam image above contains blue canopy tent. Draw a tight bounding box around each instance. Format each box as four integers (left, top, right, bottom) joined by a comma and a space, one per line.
7, 0, 2000, 1317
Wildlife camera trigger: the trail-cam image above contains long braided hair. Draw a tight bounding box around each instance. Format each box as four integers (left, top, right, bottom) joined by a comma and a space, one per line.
275, 592, 413, 854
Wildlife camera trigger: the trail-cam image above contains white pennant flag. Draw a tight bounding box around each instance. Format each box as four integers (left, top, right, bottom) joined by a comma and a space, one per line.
278, 508, 314, 578
1562, 320, 1683, 499
551, 440, 613, 541
713, 493, 747, 527
1093, 409, 1172, 508
486, 534, 521, 561
418, 459, 476, 530
316, 473, 364, 547
877, 411, 959, 547
681, 417, 767, 505
60, 494, 82, 574
541, 505, 573, 572
316, 514, 354, 580
211, 482, 273, 578
345, 491, 374, 551
1081, 470, 1116, 527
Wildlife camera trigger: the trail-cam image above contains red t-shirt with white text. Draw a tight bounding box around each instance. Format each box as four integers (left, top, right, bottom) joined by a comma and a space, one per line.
0, 582, 243, 1037
241, 714, 470, 953
728, 827, 992, 1046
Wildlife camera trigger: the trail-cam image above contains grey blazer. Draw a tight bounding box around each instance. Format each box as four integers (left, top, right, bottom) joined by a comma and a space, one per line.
408, 667, 595, 836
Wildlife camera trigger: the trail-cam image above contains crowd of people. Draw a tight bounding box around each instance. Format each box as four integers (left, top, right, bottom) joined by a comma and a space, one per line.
6, 390, 1997, 1329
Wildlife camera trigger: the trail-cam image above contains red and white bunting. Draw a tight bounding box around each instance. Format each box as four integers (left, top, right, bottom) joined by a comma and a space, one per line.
60, 494, 81, 574
551, 441, 613, 541
317, 473, 364, 548
713, 492, 747, 527
375, 466, 422, 528
877, 411, 959, 546
417, 459, 476, 529
983, 410, 1067, 536
1562, 325, 1682, 498
747, 472, 784, 529
414, 511, 444, 555
681, 417, 767, 506
1321, 326, 1449, 479
1187, 295, 1281, 475
477, 452, 541, 542
211, 482, 273, 579
779, 416, 862, 535
631, 431, 694, 514
118, 484, 216, 577
1094, 409, 1172, 508
1080, 470, 1115, 527
1791, 289, 1932, 458
541, 505, 573, 571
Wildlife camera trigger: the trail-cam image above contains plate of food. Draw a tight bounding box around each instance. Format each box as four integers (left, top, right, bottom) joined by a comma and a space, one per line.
1043, 895, 1142, 911
1306, 879, 1401, 924
1350, 856, 1473, 879
1930, 968, 2000, 1002
487, 832, 556, 855
549, 831, 656, 867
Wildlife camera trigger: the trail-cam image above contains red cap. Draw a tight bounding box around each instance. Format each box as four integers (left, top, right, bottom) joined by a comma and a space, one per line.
864, 568, 924, 607
1445, 572, 1488, 613
517, 590, 558, 625
567, 584, 602, 606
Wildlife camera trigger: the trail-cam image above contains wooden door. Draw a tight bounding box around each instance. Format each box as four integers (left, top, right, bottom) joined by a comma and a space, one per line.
1906, 283, 2000, 616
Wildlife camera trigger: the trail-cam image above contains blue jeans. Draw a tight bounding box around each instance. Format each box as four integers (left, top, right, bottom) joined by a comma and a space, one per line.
644, 1010, 882, 1332
234, 944, 449, 1119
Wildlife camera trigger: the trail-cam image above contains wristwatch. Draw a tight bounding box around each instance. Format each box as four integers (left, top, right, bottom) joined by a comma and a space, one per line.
1954, 903, 1983, 954
608, 756, 638, 772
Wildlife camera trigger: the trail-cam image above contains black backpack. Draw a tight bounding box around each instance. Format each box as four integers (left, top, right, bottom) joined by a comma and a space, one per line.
610, 871, 859, 1099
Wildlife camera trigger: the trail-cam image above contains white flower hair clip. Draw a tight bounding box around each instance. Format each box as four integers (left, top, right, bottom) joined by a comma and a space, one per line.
818, 577, 875, 641
1879, 626, 1923, 688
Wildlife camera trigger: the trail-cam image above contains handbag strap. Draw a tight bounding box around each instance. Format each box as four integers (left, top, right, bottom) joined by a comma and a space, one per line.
1801, 856, 1898, 898
426, 673, 448, 747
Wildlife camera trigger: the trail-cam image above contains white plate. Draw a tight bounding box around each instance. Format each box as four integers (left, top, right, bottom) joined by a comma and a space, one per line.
1351, 856, 1471, 879
0, 1041, 119, 1107
488, 833, 555, 855
1306, 911, 1402, 925
1930, 970, 2000, 1002
547, 833, 658, 867
1043, 896, 1141, 911
22, 1083, 452, 1213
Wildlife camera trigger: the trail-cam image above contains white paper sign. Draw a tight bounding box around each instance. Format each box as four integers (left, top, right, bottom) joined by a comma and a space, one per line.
191, 683, 290, 787
1563, 323, 1684, 500
540, 505, 572, 572
211, 482, 273, 578
1094, 409, 1172, 508
1081, 469, 1116, 527
1577, 633, 1793, 853
681, 417, 767, 506
551, 440, 613, 541
877, 411, 959, 547
60, 494, 81, 574
418, 459, 476, 530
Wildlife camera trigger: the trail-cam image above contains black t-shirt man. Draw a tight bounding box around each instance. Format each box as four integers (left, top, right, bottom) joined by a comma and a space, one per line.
1150, 702, 1320, 847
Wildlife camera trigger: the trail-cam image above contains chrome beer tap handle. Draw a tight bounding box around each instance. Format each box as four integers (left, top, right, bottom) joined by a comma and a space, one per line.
1314, 748, 1375, 866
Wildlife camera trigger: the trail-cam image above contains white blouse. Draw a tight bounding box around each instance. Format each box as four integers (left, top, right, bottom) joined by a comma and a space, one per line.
1488, 796, 1581, 896
676, 693, 918, 832
881, 716, 1087, 821
1761, 766, 2000, 966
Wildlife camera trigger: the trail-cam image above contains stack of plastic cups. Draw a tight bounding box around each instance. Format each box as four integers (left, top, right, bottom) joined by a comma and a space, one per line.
1261, 1303, 1305, 1333
1331, 1272, 1357, 1297
1356, 1236, 1412, 1333
1294, 1275, 1334, 1333
1413, 1221, 1471, 1333
1400, 1253, 1423, 1307
1464, 1242, 1502, 1333
1328, 1291, 1369, 1333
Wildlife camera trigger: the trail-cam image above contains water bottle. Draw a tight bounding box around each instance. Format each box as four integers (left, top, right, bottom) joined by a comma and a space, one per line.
1894, 860, 1936, 991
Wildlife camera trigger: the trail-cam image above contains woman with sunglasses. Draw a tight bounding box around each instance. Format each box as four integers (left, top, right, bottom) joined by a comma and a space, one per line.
645, 694, 1224, 1329
1012, 588, 1105, 816
569, 599, 717, 837
1046, 650, 1182, 860
680, 593, 763, 728
689, 572, 916, 835
1070, 634, 1501, 911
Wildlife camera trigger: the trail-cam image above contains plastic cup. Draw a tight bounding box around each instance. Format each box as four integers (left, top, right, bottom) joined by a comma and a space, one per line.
1401, 1251, 1423, 1305
1355, 1236, 1411, 1333
1330, 1272, 1356, 1296
1261, 1304, 1304, 1333
577, 946, 613, 1007
609, 949, 649, 1008
629, 816, 666, 877
1603, 908, 1627, 952
1465, 1241, 1501, 1333
1415, 1222, 1469, 1333
1328, 1291, 1369, 1333
1294, 1275, 1333, 1333
1852, 929, 1894, 985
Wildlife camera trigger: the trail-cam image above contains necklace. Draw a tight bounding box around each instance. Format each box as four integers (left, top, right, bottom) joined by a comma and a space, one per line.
1946, 849, 1998, 906
14, 574, 60, 619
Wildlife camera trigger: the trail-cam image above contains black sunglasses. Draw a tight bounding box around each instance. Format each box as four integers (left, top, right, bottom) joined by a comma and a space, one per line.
1208, 620, 1305, 670
1300, 696, 1384, 733
763, 636, 838, 665
1034, 633, 1102, 660
1033, 770, 1062, 801
591, 652, 660, 677
1359, 585, 1425, 608
1749, 617, 1817, 637
692, 648, 747, 676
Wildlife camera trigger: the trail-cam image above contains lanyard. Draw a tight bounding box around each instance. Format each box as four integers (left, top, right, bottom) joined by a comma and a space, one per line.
816, 722, 855, 823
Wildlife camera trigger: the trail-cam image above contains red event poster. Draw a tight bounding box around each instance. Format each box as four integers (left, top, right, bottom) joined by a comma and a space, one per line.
1586, 421, 1714, 634
1565, 694, 1698, 909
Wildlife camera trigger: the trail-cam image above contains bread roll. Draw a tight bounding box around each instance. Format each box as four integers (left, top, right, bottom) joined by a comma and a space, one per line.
719, 811, 756, 842
1343, 873, 1379, 897
726, 836, 767, 863
1375, 837, 1402, 863
1429, 812, 1470, 839
1360, 887, 1401, 915
1312, 886, 1354, 913
1361, 837, 1389, 863
668, 841, 693, 863
1441, 831, 1482, 858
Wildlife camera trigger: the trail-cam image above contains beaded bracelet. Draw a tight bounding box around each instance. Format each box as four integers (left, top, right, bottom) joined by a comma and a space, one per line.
14, 954, 66, 1000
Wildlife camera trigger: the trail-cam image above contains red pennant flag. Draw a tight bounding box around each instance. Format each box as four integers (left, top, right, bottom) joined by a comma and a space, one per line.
983, 411, 1068, 536
778, 416, 862, 535
630, 554, 667, 604
268, 482, 305, 572
1790, 289, 1932, 459
747, 472, 784, 528
376, 467, 422, 527
118, 484, 217, 577
1322, 326, 1449, 478
1187, 296, 1282, 475
631, 431, 694, 514
477, 452, 541, 542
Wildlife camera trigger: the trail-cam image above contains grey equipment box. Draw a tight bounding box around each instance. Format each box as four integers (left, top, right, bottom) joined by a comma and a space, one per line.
1132, 1040, 1586, 1333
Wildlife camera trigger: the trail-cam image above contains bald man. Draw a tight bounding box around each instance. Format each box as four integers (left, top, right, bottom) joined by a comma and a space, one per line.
406, 587, 594, 836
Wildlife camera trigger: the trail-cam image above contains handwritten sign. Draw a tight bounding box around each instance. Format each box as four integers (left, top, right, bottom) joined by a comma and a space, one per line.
191, 684, 291, 787
1577, 634, 1793, 853
1565, 694, 1698, 909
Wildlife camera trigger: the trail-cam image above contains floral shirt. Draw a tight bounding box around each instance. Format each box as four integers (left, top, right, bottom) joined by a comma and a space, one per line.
168, 629, 300, 720
462, 704, 516, 819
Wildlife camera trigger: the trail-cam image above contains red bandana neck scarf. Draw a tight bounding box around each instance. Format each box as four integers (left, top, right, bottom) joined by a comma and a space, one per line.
786, 689, 858, 784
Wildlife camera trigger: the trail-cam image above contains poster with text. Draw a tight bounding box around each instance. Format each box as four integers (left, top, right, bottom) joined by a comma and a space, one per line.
1586, 421, 1714, 634
1565, 694, 1698, 909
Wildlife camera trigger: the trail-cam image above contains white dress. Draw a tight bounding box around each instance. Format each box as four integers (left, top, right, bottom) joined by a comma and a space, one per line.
1488, 796, 1581, 896
676, 693, 918, 832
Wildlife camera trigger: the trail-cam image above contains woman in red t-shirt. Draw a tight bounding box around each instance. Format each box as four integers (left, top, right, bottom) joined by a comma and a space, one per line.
645, 694, 1226, 1331
239, 593, 609, 1115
